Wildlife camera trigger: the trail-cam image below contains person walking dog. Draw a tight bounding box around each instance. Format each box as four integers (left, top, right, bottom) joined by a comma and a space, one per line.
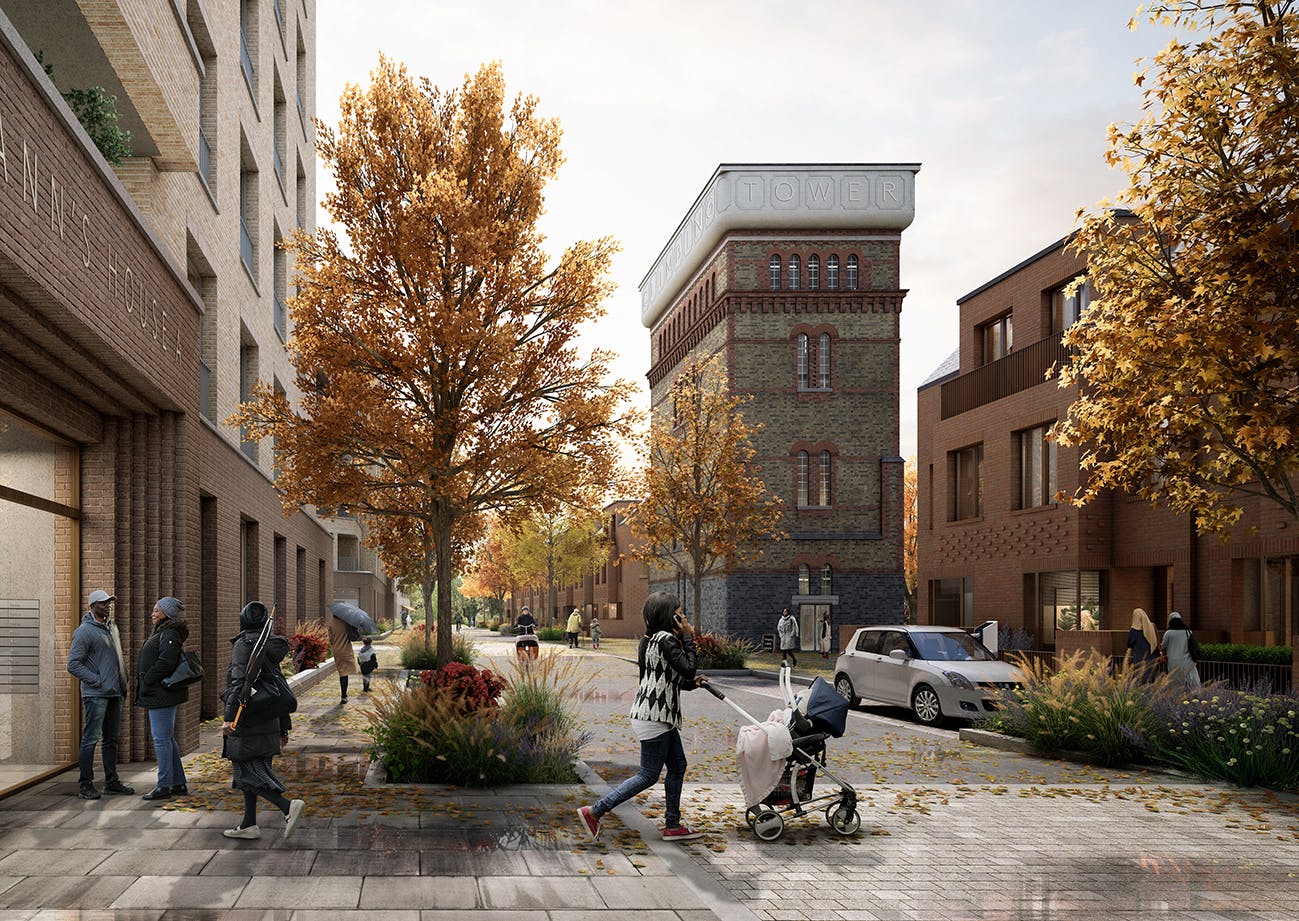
136, 596, 191, 800
577, 592, 707, 842
66, 589, 134, 800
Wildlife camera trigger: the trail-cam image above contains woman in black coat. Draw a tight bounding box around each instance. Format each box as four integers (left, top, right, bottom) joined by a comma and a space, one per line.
135, 596, 190, 801
220, 602, 305, 840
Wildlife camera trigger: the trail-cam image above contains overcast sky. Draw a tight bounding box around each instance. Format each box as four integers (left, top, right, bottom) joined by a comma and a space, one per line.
316, 0, 1163, 459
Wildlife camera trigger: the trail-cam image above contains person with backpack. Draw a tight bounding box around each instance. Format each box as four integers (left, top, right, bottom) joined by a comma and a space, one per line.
1159, 611, 1202, 689
220, 602, 305, 840
576, 592, 707, 842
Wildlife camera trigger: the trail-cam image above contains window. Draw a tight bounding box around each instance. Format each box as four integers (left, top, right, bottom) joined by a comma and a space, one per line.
797, 333, 830, 391
272, 76, 287, 194
239, 334, 258, 461
819, 451, 832, 507
1035, 570, 1106, 647
797, 333, 810, 388
818, 333, 831, 388
1052, 278, 1092, 333
797, 451, 810, 507
827, 255, 839, 290
932, 577, 973, 628
239, 159, 257, 278
807, 255, 820, 290
948, 443, 982, 520
239, 0, 256, 93
854, 630, 881, 653
769, 255, 781, 290
846, 255, 859, 290
821, 564, 832, 596
788, 255, 801, 290
798, 564, 811, 596
295, 28, 308, 133
273, 230, 287, 341
1018, 423, 1058, 508
980, 313, 1013, 363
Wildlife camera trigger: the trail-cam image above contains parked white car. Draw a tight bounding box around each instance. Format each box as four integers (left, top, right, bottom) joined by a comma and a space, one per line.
833, 625, 1024, 726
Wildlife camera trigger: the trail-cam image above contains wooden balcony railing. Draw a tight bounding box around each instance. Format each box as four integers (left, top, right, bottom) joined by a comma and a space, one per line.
940, 337, 1067, 419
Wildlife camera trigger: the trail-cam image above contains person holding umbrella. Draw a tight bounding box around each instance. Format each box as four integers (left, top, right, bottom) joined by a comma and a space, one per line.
327, 602, 388, 704
220, 602, 305, 840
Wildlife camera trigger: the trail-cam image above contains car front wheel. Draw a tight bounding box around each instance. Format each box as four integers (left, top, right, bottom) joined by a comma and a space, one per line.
834, 674, 860, 707
911, 684, 944, 726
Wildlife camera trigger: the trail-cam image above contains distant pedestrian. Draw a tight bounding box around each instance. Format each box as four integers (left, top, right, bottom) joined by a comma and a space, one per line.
777, 607, 798, 669
515, 606, 540, 660
1125, 607, 1159, 682
577, 592, 706, 842
135, 596, 190, 801
454, 611, 464, 632
590, 616, 602, 650
820, 612, 832, 659
357, 637, 378, 692
1160, 611, 1202, 689
328, 612, 359, 703
66, 589, 134, 800
221, 602, 305, 841
566, 609, 582, 648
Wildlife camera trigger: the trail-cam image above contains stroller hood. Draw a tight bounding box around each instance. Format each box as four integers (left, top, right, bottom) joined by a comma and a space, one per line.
799, 676, 850, 738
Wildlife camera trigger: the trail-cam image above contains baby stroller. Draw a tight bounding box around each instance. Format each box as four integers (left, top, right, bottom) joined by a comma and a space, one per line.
706, 666, 860, 840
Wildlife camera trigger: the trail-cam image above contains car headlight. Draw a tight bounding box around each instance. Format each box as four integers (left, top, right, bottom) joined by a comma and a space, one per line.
942, 670, 975, 690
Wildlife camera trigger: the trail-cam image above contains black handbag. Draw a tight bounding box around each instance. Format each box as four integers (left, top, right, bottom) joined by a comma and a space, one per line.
162, 650, 205, 689
243, 666, 298, 718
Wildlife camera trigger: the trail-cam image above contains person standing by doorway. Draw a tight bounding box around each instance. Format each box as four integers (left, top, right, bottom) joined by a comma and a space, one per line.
66, 589, 135, 800
820, 612, 832, 660
777, 607, 799, 669
135, 596, 191, 801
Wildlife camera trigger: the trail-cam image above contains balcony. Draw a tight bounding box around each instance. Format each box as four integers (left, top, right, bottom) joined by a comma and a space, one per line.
940, 337, 1068, 419
198, 128, 213, 192
274, 291, 287, 341
239, 217, 254, 277
240, 30, 254, 90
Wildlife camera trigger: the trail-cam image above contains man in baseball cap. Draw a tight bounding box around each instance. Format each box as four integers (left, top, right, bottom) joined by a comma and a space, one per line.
66, 589, 134, 799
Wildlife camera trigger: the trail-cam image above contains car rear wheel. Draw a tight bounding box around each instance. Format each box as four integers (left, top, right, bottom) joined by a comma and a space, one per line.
911, 684, 944, 726
834, 674, 860, 707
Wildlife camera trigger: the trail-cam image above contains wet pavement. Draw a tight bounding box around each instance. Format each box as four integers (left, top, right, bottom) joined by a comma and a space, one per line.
1, 630, 1297, 919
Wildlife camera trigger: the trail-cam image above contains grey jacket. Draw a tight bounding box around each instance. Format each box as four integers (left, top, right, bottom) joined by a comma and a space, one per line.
67, 612, 127, 698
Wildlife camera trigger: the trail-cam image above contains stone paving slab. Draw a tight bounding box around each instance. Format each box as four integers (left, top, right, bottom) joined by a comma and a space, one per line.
110, 875, 249, 910
477, 877, 606, 911
0, 849, 112, 876
0, 876, 135, 910
235, 876, 362, 909
90, 848, 217, 876
357, 875, 478, 909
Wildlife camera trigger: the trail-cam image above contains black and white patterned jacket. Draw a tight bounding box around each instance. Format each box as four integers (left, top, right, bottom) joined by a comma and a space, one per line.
629, 630, 698, 728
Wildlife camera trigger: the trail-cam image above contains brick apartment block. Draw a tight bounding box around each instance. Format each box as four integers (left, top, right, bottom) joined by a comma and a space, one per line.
917, 233, 1299, 665
0, 1, 340, 796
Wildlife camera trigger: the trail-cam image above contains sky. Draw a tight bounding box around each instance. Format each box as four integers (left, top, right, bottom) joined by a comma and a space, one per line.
315, 0, 1165, 459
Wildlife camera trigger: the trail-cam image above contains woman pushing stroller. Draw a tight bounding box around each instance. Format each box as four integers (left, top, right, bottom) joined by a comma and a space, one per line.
577, 592, 707, 841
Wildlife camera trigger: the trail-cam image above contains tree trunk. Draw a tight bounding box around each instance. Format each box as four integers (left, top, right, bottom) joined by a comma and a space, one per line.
546, 544, 556, 628
435, 517, 454, 668
692, 571, 702, 634
422, 528, 434, 650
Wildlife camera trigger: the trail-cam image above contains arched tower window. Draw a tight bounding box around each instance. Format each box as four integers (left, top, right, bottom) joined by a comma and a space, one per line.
807, 255, 820, 290
827, 255, 839, 290
769, 256, 781, 290
788, 255, 801, 290
821, 564, 833, 595
798, 564, 811, 596
797, 451, 810, 507
819, 333, 831, 388
846, 255, 859, 290
797, 333, 810, 389
819, 450, 832, 506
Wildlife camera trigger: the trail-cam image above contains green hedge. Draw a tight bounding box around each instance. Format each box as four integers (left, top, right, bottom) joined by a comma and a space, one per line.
536, 626, 566, 641
1199, 643, 1292, 666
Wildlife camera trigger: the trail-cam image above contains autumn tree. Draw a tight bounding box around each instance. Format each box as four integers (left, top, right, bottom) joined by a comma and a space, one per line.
504, 508, 605, 626
237, 59, 634, 667
461, 521, 516, 619
903, 458, 918, 621
631, 357, 785, 630
1055, 1, 1299, 535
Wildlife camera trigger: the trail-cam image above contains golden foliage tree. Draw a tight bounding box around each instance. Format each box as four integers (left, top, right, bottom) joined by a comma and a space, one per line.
461, 521, 517, 614
631, 357, 785, 630
503, 508, 605, 626
1055, 1, 1299, 535
903, 458, 918, 621
237, 59, 634, 666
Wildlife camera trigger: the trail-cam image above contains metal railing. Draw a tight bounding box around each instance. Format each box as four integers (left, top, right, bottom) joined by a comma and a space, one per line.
1001, 649, 1294, 695
240, 217, 254, 276
198, 128, 213, 191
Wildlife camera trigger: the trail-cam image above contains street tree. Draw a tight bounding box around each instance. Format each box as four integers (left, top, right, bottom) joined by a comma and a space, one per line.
236, 59, 634, 666
903, 458, 918, 621
631, 357, 785, 631
1055, 1, 1299, 535
504, 508, 605, 626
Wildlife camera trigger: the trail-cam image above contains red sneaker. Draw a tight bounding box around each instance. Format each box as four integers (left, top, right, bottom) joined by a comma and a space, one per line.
577, 805, 601, 840
662, 824, 704, 841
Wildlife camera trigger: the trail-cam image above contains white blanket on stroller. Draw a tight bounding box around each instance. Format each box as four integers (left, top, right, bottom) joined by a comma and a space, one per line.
735, 708, 794, 808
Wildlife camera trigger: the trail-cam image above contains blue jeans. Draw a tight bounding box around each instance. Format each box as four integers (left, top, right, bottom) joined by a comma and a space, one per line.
147, 706, 187, 789
77, 696, 122, 786
591, 728, 687, 828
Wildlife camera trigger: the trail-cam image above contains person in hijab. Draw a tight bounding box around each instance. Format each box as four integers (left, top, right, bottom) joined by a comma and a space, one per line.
136, 596, 191, 800
220, 602, 305, 840
1125, 607, 1159, 682
1159, 611, 1202, 689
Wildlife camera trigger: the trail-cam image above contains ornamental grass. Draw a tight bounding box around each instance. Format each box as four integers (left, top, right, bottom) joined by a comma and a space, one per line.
398, 627, 477, 669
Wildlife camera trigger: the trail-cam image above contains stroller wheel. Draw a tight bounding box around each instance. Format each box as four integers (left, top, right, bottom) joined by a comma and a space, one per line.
828, 805, 861, 836
745, 806, 762, 828
752, 810, 784, 841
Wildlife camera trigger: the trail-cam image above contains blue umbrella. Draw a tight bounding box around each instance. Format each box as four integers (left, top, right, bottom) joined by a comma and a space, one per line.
328, 601, 379, 637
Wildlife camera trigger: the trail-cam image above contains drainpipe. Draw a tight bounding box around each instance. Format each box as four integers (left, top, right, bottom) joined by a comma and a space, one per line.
1188, 514, 1200, 631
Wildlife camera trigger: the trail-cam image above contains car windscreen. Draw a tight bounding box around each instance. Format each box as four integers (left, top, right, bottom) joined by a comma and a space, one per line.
910, 631, 995, 662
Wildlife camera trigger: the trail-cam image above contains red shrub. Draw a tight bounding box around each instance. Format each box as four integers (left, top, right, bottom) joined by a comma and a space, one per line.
289, 632, 330, 673
417, 662, 506, 713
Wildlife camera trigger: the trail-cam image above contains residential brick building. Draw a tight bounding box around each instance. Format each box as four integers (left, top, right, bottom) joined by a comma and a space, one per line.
0, 1, 330, 796
640, 164, 919, 650
917, 231, 1299, 657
